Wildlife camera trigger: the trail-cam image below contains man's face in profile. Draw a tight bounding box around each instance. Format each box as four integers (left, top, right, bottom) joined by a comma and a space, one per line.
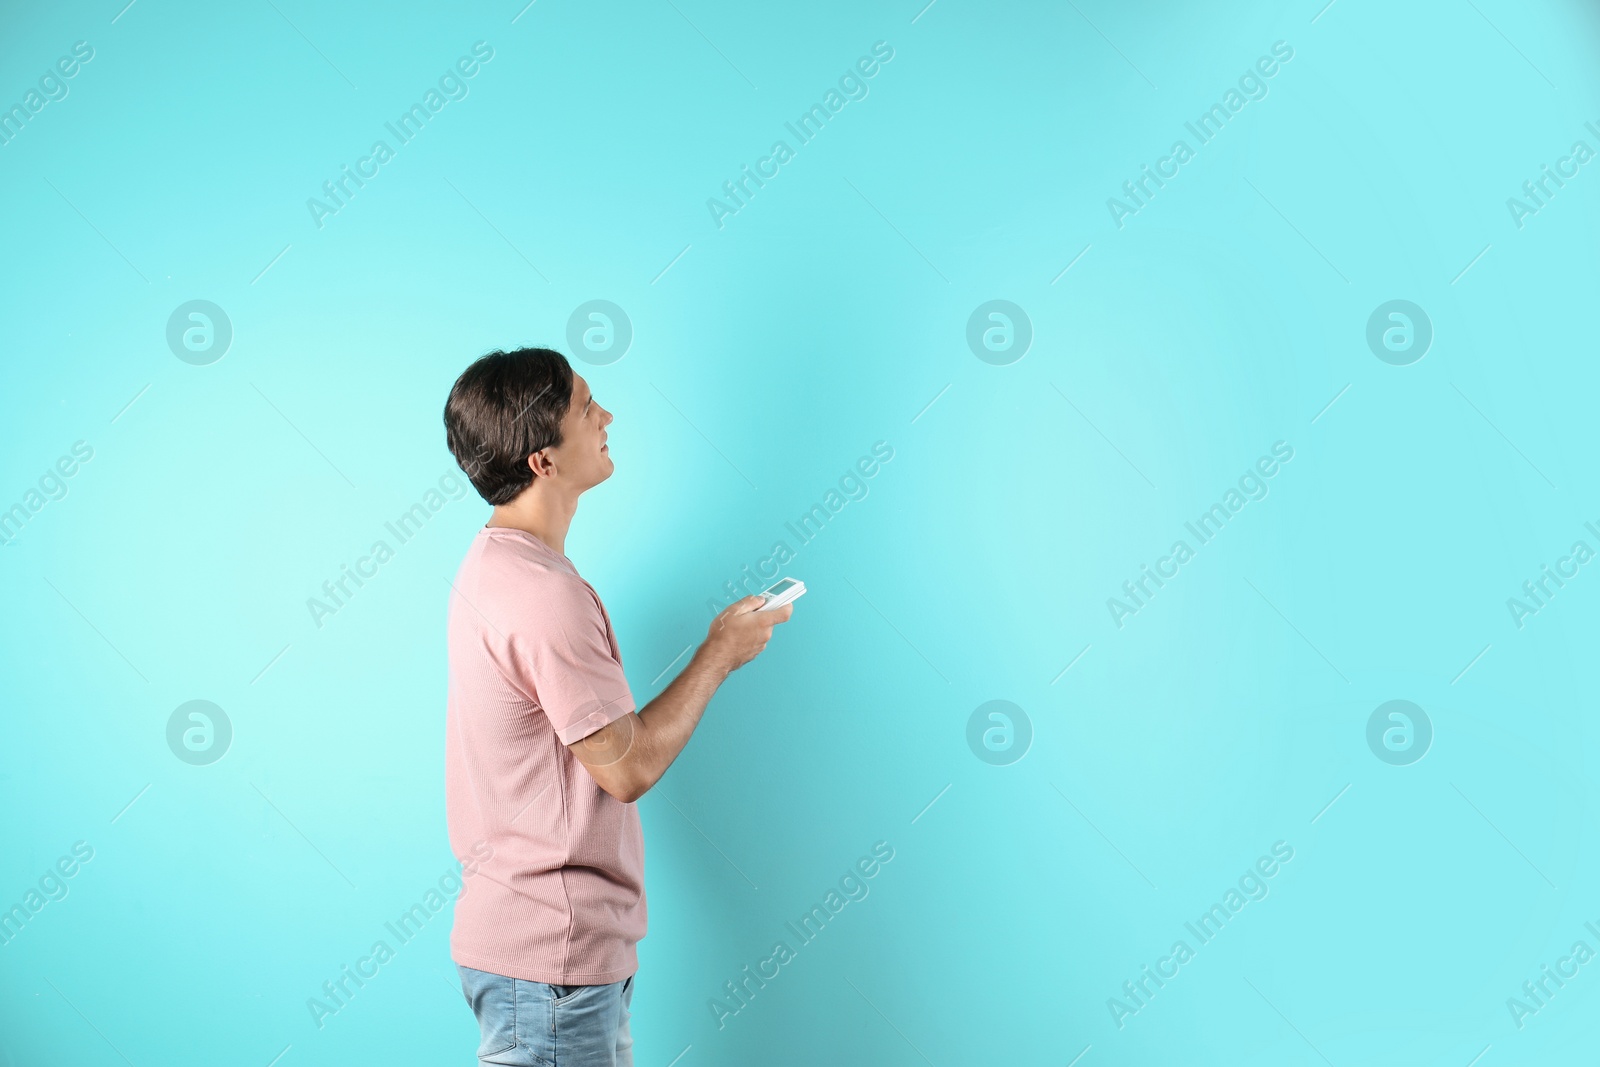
549, 372, 614, 491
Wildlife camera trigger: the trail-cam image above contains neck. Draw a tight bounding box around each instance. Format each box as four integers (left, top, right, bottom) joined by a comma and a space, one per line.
487, 483, 579, 556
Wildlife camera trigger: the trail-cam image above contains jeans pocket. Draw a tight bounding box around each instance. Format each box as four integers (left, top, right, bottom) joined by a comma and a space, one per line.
550, 983, 588, 1006
458, 965, 518, 1058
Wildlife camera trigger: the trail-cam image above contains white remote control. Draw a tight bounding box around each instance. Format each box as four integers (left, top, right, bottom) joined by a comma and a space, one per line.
755, 577, 806, 611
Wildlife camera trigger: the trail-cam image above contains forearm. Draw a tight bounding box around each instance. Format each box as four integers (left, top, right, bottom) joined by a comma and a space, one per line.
626, 647, 728, 797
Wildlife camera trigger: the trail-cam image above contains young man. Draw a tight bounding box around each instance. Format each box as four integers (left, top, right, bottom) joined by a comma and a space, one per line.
441, 347, 792, 1066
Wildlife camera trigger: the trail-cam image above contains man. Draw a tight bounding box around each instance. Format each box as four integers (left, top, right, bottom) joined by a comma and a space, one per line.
441, 347, 792, 1066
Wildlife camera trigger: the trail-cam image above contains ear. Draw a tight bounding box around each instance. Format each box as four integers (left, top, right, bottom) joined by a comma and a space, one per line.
527, 449, 557, 480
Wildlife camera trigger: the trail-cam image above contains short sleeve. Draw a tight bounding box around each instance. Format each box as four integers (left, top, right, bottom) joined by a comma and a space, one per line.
511, 574, 637, 745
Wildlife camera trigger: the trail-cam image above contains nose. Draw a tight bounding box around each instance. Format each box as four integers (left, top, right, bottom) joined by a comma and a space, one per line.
601, 407, 613, 427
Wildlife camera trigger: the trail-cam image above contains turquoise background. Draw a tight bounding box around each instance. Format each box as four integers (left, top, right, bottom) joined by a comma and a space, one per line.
3, 0, 1600, 1063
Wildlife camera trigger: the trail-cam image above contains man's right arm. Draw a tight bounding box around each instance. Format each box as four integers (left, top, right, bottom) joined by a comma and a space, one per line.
570, 595, 792, 803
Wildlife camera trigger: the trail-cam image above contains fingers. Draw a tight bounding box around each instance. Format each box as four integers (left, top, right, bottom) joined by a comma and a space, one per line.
728, 595, 766, 616
712, 596, 764, 632
745, 607, 788, 630
746, 603, 792, 629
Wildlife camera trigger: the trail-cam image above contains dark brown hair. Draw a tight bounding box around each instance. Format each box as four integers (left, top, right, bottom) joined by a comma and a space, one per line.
443, 347, 574, 505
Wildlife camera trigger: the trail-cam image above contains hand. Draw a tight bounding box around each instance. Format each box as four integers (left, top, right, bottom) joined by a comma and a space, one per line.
700, 595, 793, 675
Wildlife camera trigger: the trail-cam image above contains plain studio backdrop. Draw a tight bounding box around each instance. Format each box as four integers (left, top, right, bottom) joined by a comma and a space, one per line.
3, 0, 1599, 1064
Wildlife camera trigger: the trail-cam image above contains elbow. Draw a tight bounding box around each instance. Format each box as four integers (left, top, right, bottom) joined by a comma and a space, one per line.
612, 773, 651, 804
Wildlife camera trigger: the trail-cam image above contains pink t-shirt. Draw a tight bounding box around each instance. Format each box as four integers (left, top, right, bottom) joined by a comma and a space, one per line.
445, 524, 645, 985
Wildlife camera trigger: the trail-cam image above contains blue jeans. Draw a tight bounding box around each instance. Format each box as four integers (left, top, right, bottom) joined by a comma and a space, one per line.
457, 964, 634, 1067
